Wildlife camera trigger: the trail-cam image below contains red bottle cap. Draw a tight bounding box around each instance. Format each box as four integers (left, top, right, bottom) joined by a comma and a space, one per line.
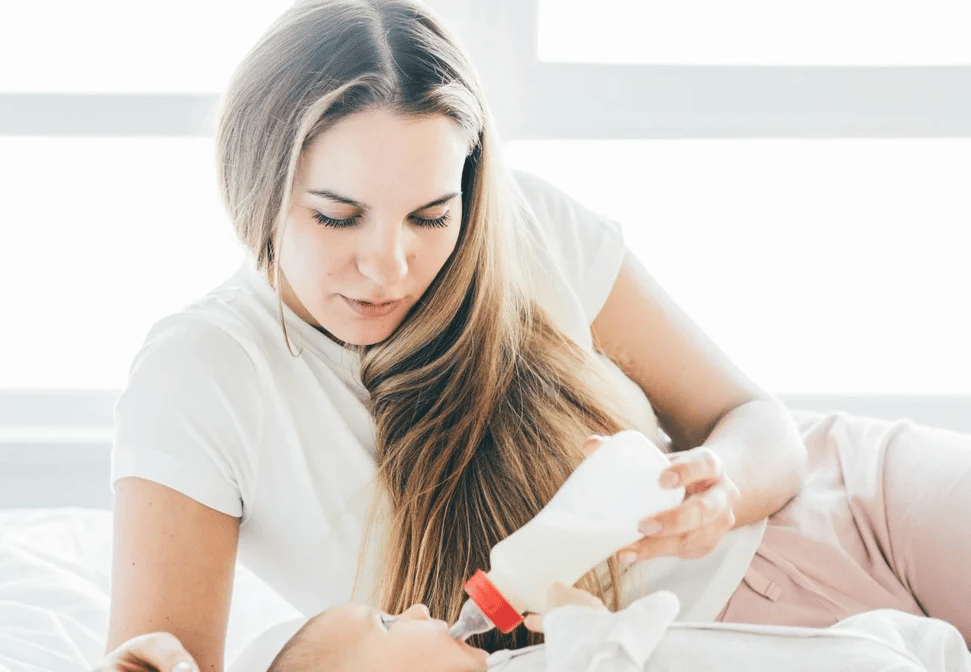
464, 569, 523, 633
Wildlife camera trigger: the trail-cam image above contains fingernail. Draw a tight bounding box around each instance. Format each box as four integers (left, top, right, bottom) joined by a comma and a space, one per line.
172, 662, 194, 672
638, 520, 662, 536
659, 471, 680, 488
618, 550, 637, 568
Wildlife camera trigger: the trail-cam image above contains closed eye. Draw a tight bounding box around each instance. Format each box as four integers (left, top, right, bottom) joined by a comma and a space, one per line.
312, 211, 452, 229
409, 211, 451, 228
312, 212, 358, 229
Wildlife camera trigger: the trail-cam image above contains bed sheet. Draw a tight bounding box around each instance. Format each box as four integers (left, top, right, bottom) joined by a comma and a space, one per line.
0, 507, 299, 672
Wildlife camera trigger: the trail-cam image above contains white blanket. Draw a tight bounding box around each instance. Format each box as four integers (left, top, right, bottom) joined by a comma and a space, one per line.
1, 508, 967, 672
0, 508, 299, 672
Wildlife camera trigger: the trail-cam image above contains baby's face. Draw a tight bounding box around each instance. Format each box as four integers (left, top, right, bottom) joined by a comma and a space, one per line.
321, 603, 489, 672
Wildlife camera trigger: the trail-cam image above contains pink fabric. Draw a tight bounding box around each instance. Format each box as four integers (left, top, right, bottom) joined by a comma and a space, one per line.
717, 410, 971, 646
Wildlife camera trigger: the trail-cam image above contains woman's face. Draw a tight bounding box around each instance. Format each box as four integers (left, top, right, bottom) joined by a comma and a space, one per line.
277, 108, 468, 346
322, 602, 489, 672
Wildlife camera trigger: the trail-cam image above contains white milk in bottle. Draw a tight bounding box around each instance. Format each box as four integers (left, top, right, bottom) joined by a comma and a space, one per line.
450, 430, 685, 639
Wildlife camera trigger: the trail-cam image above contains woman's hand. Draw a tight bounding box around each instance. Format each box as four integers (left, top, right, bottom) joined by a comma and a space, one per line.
581, 435, 740, 563
523, 582, 607, 633
93, 632, 199, 672
618, 443, 741, 563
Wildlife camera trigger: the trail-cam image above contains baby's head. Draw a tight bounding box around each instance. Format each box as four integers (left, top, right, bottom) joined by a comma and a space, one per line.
268, 603, 489, 672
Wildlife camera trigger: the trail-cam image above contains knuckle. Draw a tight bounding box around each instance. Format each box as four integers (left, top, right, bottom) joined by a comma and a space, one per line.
693, 498, 710, 525
698, 447, 719, 473
648, 536, 680, 558
682, 537, 718, 559
679, 523, 722, 558
724, 507, 736, 529
664, 510, 688, 534
680, 543, 709, 560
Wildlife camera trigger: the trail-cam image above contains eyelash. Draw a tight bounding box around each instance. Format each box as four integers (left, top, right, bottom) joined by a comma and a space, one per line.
312, 212, 451, 229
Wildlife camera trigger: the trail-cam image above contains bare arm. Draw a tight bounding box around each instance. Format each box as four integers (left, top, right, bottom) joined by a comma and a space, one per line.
592, 248, 807, 529
107, 477, 241, 672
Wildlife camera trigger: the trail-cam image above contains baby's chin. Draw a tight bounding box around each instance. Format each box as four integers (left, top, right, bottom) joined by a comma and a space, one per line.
457, 639, 489, 668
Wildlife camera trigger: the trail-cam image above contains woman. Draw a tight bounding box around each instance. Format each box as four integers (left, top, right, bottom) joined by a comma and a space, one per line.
101, 1, 970, 671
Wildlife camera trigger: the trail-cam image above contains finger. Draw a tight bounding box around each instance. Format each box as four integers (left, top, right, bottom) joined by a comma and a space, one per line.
545, 581, 608, 611
107, 633, 199, 672
581, 435, 607, 458
620, 515, 731, 564
617, 534, 684, 564
661, 448, 724, 489
643, 485, 733, 536
676, 510, 736, 558
523, 613, 544, 633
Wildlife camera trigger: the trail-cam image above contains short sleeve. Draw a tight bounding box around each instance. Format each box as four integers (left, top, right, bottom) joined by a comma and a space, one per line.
512, 170, 626, 323
111, 314, 265, 518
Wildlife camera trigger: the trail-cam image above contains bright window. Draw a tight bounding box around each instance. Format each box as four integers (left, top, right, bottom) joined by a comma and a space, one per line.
505, 138, 971, 395
0, 137, 245, 389
0, 1, 292, 92
539, 0, 971, 65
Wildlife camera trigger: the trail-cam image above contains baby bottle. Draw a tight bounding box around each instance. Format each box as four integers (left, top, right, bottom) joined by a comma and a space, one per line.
449, 430, 685, 640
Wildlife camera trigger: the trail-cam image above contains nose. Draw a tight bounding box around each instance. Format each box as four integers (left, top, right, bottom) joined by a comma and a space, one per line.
357, 219, 409, 287
400, 604, 431, 621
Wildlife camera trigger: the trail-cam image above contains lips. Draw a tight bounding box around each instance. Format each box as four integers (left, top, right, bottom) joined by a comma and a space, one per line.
341, 295, 405, 318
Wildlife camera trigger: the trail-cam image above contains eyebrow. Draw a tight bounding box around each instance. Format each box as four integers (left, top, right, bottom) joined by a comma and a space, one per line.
306, 189, 461, 212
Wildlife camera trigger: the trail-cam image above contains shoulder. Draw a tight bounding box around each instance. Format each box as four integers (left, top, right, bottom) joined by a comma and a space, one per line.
133, 310, 262, 386
509, 168, 569, 210
510, 169, 578, 227
510, 169, 622, 235
118, 272, 278, 437
508, 170, 626, 324
131, 269, 278, 383
509, 169, 623, 266
120, 307, 267, 434
113, 282, 274, 514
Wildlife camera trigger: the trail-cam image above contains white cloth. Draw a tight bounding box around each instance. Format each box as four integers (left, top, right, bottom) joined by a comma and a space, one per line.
491, 599, 971, 672
110, 170, 762, 647
539, 591, 679, 672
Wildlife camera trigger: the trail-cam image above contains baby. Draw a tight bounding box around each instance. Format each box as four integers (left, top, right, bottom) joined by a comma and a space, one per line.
259, 583, 971, 672
266, 602, 489, 672
264, 583, 610, 672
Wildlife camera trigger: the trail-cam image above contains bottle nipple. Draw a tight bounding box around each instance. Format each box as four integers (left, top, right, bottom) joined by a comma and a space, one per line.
449, 597, 495, 641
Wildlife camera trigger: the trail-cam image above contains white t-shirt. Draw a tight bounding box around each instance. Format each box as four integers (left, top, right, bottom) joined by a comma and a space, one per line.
112, 170, 762, 621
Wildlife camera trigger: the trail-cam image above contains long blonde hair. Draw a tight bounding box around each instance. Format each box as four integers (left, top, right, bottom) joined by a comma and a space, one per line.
216, 0, 637, 651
